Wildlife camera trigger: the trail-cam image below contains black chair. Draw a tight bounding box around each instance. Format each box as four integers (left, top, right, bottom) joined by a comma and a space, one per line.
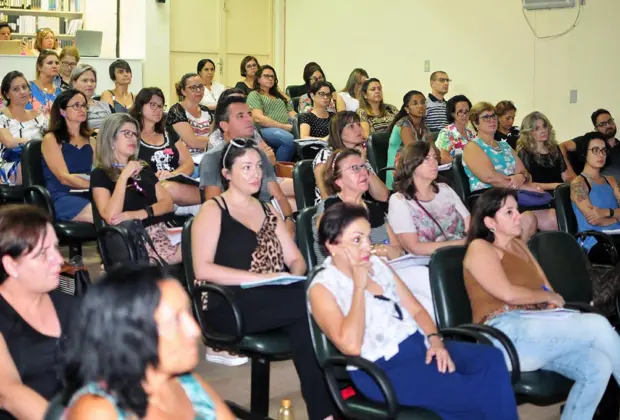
293, 159, 316, 211
21, 140, 96, 257
306, 266, 496, 420
429, 246, 574, 406
90, 201, 136, 269
366, 132, 391, 183
291, 96, 301, 114
43, 391, 69, 420
296, 206, 318, 271
451, 155, 487, 210
181, 217, 292, 419
286, 84, 307, 100
0, 184, 25, 204
291, 113, 300, 139
554, 183, 619, 265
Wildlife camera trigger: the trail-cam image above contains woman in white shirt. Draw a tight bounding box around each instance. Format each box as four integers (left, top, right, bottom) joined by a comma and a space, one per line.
198, 59, 225, 111
388, 141, 469, 256
309, 203, 518, 419
335, 68, 368, 112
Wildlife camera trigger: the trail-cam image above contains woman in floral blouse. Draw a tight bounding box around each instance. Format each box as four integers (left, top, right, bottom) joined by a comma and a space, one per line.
435, 95, 476, 164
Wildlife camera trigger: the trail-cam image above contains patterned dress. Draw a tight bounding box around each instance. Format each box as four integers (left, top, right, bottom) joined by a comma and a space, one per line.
435, 123, 476, 158
463, 138, 516, 192
166, 103, 211, 156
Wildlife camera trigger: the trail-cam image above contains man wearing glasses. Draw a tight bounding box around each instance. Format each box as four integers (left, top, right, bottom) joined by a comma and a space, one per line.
426, 71, 451, 132
560, 109, 619, 180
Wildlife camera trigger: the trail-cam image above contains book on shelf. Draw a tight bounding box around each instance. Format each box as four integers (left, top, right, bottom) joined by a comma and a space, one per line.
0, 0, 82, 13
0, 14, 82, 37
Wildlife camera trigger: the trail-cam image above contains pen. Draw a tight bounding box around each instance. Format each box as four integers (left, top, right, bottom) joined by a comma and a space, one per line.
542, 285, 551, 292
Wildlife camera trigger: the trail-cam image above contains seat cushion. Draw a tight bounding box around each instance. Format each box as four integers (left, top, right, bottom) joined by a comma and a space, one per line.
55, 222, 97, 241
515, 370, 573, 405
0, 185, 25, 203
236, 331, 292, 358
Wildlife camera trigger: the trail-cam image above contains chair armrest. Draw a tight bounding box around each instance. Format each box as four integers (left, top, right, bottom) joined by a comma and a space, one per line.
378, 167, 395, 177
24, 185, 55, 219
575, 230, 619, 264
191, 283, 244, 345
564, 301, 604, 316
323, 355, 398, 420
460, 323, 521, 384
440, 327, 492, 345
98, 225, 135, 264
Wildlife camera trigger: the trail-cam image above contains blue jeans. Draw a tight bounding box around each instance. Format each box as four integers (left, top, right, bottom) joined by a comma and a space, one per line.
486, 311, 620, 420
261, 127, 296, 161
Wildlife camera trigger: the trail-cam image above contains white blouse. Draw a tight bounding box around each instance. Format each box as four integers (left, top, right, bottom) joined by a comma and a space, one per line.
338, 92, 360, 112
200, 82, 226, 108
308, 255, 419, 367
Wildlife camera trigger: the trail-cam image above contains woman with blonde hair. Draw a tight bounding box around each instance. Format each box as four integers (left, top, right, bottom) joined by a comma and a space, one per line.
517, 111, 569, 191
29, 28, 60, 55
27, 50, 61, 118
336, 68, 368, 112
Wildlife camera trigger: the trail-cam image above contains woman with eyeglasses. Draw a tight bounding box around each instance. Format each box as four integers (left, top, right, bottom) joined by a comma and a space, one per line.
299, 81, 335, 139
297, 64, 336, 114
69, 64, 112, 132
100, 60, 135, 113
386, 90, 433, 189
494, 100, 520, 149
247, 65, 297, 162
309, 203, 518, 420
234, 56, 260, 96
435, 94, 475, 164
57, 46, 79, 91
167, 73, 212, 160
92, 113, 181, 264
41, 89, 93, 223
198, 58, 225, 111
312, 148, 402, 265
27, 50, 61, 119
0, 71, 47, 185
516, 112, 568, 192
336, 68, 368, 112
191, 139, 336, 420
462, 102, 557, 238
130, 87, 201, 208
312, 111, 388, 204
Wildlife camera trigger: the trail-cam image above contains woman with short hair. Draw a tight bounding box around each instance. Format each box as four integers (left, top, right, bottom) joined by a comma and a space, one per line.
70, 64, 112, 131
100, 59, 135, 113
234, 55, 260, 96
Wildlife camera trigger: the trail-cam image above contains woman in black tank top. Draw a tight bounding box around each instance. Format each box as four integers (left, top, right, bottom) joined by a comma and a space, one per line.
0, 205, 77, 420
191, 139, 335, 420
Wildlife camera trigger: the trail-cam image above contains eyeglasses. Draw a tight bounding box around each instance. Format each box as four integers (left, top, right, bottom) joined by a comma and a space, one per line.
343, 164, 368, 174
246, 63, 258, 69
66, 102, 88, 110
61, 61, 77, 67
310, 76, 324, 83
316, 91, 332, 98
186, 84, 205, 92
436, 78, 452, 83
588, 147, 608, 156
456, 109, 470, 116
148, 102, 167, 111
479, 113, 498, 122
596, 118, 615, 129
119, 129, 139, 140
261, 74, 275, 80
222, 138, 256, 166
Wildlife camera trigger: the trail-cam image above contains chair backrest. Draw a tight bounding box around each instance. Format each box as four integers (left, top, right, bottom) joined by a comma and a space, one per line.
430, 130, 440, 143
554, 183, 577, 234
293, 159, 316, 211
291, 96, 301, 114
286, 84, 307, 99
291, 113, 301, 139
22, 139, 45, 187
181, 217, 197, 295
366, 132, 391, 176
428, 245, 473, 328
43, 392, 68, 420
527, 231, 593, 303
296, 206, 318, 271
451, 154, 471, 204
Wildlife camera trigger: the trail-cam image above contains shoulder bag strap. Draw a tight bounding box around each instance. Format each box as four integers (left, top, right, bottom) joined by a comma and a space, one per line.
413, 198, 448, 240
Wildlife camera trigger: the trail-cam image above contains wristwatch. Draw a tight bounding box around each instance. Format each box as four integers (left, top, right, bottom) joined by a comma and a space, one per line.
284, 215, 295, 223
610, 208, 614, 218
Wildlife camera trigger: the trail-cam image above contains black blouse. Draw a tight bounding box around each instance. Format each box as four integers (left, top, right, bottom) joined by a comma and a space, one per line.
518, 148, 566, 186
138, 127, 181, 173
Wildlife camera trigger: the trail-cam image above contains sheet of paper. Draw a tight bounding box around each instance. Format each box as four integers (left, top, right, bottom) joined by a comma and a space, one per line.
167, 227, 182, 246
388, 253, 431, 270
240, 274, 306, 289
438, 163, 453, 171
602, 229, 620, 235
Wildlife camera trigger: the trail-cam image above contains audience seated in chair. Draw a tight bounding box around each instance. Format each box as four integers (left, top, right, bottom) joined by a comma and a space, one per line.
494, 100, 520, 149
0, 205, 77, 420
41, 89, 93, 223
356, 78, 398, 138
62, 264, 234, 420
191, 140, 335, 419
26, 27, 60, 56
463, 187, 620, 420
91, 113, 181, 264
27, 51, 62, 119
69, 64, 112, 132
247, 65, 297, 162
299, 81, 335, 139
434, 94, 475, 164
313, 111, 388, 204
312, 148, 402, 266
297, 64, 336, 114
57, 46, 79, 91
516, 111, 569, 192
130, 87, 201, 210
462, 101, 556, 237
0, 71, 47, 184
335, 68, 368, 112
197, 59, 225, 112
167, 73, 212, 159
200, 94, 296, 231
386, 90, 434, 189
234, 55, 260, 96
309, 203, 518, 419
100, 59, 135, 113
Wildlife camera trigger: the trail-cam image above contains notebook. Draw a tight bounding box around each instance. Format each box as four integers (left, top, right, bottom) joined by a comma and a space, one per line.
240, 274, 306, 289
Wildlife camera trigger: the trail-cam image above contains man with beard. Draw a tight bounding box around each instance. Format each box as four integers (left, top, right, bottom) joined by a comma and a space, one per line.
560, 109, 619, 179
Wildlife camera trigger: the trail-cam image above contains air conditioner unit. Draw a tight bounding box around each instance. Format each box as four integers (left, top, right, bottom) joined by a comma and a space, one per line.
523, 0, 575, 10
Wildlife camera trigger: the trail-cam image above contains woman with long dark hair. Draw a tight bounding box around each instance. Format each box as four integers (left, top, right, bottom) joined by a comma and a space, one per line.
336, 68, 368, 112
355, 78, 397, 138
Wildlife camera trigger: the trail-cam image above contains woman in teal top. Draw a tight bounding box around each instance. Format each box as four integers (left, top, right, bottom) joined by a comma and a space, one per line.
462, 102, 558, 236
386, 90, 433, 189
62, 264, 234, 420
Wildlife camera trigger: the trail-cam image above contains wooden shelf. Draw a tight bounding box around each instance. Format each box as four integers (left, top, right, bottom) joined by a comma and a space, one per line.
12, 32, 75, 39
0, 8, 82, 18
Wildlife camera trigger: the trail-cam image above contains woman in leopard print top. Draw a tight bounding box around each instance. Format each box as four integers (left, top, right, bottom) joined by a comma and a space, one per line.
191, 139, 335, 420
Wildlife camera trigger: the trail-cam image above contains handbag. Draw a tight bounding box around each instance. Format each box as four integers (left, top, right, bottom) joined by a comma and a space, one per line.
516, 190, 552, 207
58, 256, 91, 296
275, 161, 295, 178
101, 219, 167, 267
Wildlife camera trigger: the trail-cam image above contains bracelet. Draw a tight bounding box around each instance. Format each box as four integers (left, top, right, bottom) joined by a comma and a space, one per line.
284, 215, 295, 222
146, 205, 154, 219
427, 332, 443, 341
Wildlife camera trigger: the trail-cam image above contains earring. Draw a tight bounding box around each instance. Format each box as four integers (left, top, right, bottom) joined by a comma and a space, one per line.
490, 228, 496, 233
331, 252, 336, 257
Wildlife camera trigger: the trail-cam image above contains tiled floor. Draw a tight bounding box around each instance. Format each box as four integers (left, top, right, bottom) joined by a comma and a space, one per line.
75, 243, 566, 420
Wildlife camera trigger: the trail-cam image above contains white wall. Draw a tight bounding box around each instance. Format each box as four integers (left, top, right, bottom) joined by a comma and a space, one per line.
284, 0, 620, 141
84, 0, 117, 58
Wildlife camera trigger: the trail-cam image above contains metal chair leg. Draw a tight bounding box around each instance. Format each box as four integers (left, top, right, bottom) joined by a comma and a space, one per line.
250, 356, 271, 417
69, 242, 82, 258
